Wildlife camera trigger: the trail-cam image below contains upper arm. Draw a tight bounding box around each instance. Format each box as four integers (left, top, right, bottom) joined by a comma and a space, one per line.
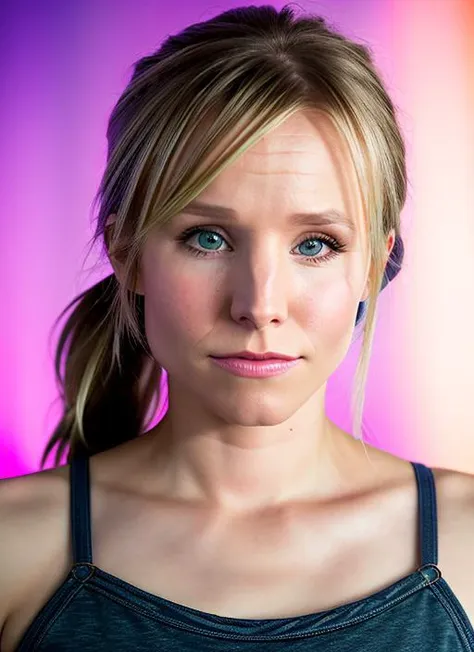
0, 476, 33, 628
432, 466, 474, 626
451, 468, 474, 625
0, 470, 63, 632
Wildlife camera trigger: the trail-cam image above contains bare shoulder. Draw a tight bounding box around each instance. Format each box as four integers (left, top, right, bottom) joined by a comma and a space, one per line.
430, 465, 474, 624
431, 464, 474, 509
431, 464, 474, 543
0, 465, 71, 630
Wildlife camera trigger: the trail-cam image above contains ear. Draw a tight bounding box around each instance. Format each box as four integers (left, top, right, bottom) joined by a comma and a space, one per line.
104, 213, 123, 282
386, 229, 396, 258
360, 229, 396, 302
105, 213, 145, 295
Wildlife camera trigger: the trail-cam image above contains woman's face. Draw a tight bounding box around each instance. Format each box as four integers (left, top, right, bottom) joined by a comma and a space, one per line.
117, 110, 376, 425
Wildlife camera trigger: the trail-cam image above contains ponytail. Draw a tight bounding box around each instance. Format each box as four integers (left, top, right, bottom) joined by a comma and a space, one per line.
41, 274, 161, 469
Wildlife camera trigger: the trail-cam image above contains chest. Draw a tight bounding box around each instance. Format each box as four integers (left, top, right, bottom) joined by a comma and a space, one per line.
95, 479, 473, 627
3, 470, 474, 652
82, 482, 423, 618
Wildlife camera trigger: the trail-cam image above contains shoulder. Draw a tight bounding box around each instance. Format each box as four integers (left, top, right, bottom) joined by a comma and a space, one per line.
0, 463, 70, 523
430, 465, 474, 541
431, 464, 474, 504
430, 465, 474, 624
0, 466, 70, 623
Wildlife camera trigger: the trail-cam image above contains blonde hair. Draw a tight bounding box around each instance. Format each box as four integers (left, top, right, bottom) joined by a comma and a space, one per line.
41, 4, 406, 469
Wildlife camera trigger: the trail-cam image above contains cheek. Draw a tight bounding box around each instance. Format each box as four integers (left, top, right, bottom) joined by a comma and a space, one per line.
302, 279, 359, 344
297, 280, 359, 376
141, 259, 212, 357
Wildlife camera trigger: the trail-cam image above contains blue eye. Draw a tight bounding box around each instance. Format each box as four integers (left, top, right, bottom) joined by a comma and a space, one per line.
176, 227, 346, 265
298, 238, 324, 257
195, 230, 223, 250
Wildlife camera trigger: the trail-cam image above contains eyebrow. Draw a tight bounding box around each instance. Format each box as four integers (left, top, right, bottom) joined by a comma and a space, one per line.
181, 200, 356, 232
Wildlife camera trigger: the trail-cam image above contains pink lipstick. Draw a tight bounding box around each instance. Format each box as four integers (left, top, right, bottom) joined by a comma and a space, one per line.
209, 356, 301, 378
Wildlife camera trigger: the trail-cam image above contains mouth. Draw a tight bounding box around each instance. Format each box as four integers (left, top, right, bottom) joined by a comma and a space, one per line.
211, 352, 300, 362
209, 355, 301, 378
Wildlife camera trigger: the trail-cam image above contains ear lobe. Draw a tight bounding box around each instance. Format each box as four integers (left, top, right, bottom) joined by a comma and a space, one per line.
361, 230, 397, 301
111, 258, 145, 296
105, 213, 117, 228
361, 281, 370, 303
104, 213, 117, 255
104, 213, 123, 281
387, 230, 396, 258
105, 213, 145, 296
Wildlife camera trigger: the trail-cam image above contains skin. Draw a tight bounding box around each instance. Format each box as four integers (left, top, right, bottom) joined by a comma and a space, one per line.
108, 109, 395, 514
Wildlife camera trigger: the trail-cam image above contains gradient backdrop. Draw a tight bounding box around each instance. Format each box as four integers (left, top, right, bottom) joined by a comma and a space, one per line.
1, 0, 473, 479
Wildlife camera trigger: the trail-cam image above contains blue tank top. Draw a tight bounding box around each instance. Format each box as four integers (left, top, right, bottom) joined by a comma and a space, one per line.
14, 455, 474, 651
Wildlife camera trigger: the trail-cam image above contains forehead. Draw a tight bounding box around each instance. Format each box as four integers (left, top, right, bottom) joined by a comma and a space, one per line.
234, 110, 347, 172
196, 110, 364, 232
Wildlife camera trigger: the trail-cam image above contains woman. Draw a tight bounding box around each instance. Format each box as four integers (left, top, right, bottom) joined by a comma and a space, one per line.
1, 4, 473, 651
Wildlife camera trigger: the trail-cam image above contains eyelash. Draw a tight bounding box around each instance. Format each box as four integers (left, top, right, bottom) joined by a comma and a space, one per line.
176, 226, 347, 265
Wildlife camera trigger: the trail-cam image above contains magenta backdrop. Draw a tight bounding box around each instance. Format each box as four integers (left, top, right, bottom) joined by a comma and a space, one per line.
1, 0, 474, 479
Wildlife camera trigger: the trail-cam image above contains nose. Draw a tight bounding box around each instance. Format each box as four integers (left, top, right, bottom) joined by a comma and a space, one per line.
229, 240, 289, 330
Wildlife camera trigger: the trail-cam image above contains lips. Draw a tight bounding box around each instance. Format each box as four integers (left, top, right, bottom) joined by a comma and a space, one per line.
212, 352, 298, 361
236, 356, 294, 361
210, 355, 301, 378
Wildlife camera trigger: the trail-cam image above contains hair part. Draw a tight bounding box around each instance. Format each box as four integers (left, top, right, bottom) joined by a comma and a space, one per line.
41, 3, 406, 469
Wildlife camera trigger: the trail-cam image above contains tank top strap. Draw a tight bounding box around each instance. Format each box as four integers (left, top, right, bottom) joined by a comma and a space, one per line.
68, 456, 437, 568
69, 453, 93, 564
411, 461, 438, 567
